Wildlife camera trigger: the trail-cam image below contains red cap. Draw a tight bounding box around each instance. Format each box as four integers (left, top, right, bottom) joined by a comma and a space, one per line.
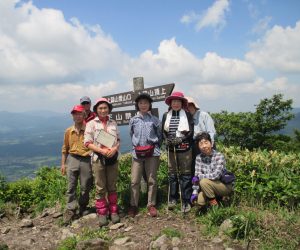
71, 105, 85, 114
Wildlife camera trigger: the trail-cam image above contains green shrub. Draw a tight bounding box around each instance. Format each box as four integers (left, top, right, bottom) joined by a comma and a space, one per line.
221, 145, 300, 208
57, 236, 77, 250
228, 212, 259, 240
161, 227, 182, 239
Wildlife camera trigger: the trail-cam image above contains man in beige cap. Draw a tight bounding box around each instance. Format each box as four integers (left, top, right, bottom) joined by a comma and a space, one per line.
186, 96, 216, 144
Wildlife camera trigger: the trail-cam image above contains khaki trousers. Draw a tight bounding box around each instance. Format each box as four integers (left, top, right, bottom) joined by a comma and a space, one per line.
130, 156, 160, 207
92, 158, 118, 200
66, 155, 93, 210
197, 178, 233, 206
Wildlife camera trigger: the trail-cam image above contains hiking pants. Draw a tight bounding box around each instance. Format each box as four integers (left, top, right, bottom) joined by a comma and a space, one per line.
66, 154, 93, 210
168, 149, 192, 203
130, 156, 160, 207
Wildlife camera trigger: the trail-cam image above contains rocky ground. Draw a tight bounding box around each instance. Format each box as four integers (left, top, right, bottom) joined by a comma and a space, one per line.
0, 206, 245, 250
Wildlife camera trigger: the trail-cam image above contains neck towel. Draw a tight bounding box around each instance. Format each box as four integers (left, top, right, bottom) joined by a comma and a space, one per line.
164, 109, 189, 137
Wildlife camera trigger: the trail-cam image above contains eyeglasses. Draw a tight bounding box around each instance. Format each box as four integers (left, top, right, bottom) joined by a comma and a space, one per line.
81, 102, 90, 105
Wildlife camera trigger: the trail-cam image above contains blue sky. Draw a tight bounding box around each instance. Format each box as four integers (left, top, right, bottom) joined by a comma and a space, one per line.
0, 0, 300, 113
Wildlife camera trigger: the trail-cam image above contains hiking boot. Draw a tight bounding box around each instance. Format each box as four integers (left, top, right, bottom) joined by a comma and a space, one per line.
168, 200, 177, 210
79, 206, 90, 217
98, 215, 108, 227
147, 205, 158, 217
209, 198, 218, 207
128, 206, 138, 218
63, 209, 75, 225
110, 213, 120, 224
181, 203, 191, 213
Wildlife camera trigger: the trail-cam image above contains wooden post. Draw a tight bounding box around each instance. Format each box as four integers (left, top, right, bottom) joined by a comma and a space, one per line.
133, 77, 144, 91
133, 77, 147, 194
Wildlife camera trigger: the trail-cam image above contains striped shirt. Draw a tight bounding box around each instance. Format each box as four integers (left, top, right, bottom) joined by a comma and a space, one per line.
168, 110, 180, 138
194, 150, 225, 180
167, 110, 190, 151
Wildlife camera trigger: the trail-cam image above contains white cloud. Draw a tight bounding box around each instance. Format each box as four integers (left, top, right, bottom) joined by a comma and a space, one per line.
0, 0, 126, 85
246, 21, 300, 73
0, 80, 119, 111
186, 77, 300, 112
0, 0, 299, 113
251, 16, 272, 34
196, 0, 230, 31
123, 38, 255, 85
180, 0, 230, 32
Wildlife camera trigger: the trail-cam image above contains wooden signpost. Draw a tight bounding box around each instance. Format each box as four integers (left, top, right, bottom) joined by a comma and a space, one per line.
110, 108, 159, 126
104, 77, 174, 126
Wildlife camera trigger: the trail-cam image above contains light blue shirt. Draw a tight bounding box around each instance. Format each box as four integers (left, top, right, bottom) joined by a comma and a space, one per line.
129, 112, 162, 159
193, 110, 216, 143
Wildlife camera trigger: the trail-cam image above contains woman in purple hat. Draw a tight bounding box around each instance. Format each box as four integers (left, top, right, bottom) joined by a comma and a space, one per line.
162, 91, 194, 213
84, 98, 120, 227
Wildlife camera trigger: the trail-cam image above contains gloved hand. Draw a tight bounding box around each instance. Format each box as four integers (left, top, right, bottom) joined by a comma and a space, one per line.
192, 176, 199, 185
190, 194, 198, 204
171, 137, 182, 146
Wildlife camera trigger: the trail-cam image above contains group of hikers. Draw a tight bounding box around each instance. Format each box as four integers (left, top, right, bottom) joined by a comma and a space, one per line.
61, 91, 234, 227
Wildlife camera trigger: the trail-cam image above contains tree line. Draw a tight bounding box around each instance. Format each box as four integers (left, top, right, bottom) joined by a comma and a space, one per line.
211, 94, 300, 152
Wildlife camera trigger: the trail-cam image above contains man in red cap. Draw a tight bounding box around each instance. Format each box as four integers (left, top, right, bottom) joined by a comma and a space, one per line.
61, 105, 93, 225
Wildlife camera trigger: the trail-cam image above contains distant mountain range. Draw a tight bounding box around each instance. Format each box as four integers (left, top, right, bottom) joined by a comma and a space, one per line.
0, 108, 299, 181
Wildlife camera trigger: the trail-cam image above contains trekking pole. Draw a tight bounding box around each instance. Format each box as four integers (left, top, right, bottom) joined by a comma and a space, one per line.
173, 145, 184, 215
166, 146, 170, 215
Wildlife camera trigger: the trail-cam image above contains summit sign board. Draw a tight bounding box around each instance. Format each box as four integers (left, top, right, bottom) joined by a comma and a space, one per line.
110, 108, 159, 126
103, 83, 174, 108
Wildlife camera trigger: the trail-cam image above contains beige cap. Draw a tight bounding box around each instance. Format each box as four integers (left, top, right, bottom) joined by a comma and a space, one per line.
186, 96, 200, 109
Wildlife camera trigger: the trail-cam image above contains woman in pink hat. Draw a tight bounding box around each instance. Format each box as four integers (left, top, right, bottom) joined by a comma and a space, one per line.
84, 98, 120, 227
162, 91, 194, 213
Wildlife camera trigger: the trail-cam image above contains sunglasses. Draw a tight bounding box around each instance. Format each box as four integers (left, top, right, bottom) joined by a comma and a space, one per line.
81, 102, 90, 105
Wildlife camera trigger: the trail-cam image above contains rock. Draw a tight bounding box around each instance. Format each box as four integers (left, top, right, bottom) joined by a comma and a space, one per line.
171, 237, 181, 247
82, 213, 97, 220
109, 223, 124, 230
40, 211, 49, 218
124, 226, 133, 232
61, 228, 75, 240
219, 219, 233, 235
0, 212, 5, 218
1, 227, 10, 234
151, 234, 169, 249
113, 236, 131, 246
52, 212, 63, 218
23, 238, 35, 246
212, 237, 223, 244
20, 219, 34, 228
71, 220, 81, 229
76, 238, 109, 250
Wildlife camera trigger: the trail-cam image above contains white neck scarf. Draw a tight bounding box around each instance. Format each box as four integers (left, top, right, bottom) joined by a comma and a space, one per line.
164, 109, 190, 137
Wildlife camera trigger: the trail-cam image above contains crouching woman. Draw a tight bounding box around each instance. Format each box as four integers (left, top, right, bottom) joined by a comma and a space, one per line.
84, 98, 120, 227
194, 132, 233, 209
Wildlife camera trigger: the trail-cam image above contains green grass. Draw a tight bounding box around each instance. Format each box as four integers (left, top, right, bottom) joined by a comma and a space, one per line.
1, 150, 300, 249
161, 227, 182, 239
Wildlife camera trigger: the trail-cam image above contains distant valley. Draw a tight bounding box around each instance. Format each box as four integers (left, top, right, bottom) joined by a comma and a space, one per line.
0, 111, 132, 181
